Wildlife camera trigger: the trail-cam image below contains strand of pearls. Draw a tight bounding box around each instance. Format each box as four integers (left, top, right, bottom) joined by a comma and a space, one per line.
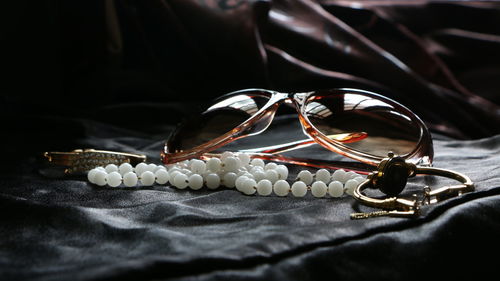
87, 151, 366, 198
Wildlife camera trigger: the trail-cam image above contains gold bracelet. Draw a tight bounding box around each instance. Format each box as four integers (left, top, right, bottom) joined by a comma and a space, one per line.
43, 149, 146, 175
351, 152, 474, 219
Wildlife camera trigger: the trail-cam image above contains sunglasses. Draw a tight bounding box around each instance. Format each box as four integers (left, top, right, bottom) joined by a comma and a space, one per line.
161, 88, 433, 171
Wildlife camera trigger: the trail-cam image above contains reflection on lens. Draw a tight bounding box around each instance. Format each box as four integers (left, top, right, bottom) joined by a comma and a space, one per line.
305, 92, 421, 157
169, 93, 270, 152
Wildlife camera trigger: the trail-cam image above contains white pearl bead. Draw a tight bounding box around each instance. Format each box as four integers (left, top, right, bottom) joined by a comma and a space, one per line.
344, 179, 359, 196
297, 170, 313, 185
140, 171, 156, 186
154, 165, 166, 172
105, 164, 118, 173
118, 163, 133, 175
237, 153, 251, 166
202, 171, 211, 180
315, 169, 331, 183
311, 181, 327, 197
123, 171, 138, 187
256, 179, 273, 196
340, 172, 351, 183
245, 164, 255, 171
187, 159, 196, 168
168, 166, 181, 173
166, 164, 177, 170
95, 166, 106, 172
235, 176, 249, 191
155, 169, 170, 184
236, 169, 247, 177
107, 171, 122, 187
353, 176, 366, 184
291, 181, 307, 197
332, 169, 347, 183
328, 181, 344, 198
206, 158, 222, 172
205, 173, 221, 189
276, 165, 289, 180
173, 173, 189, 189
223, 172, 238, 188
190, 159, 206, 174
222, 156, 240, 172
188, 174, 204, 190
87, 168, 98, 184
345, 171, 358, 180
241, 178, 257, 195
273, 180, 290, 197
180, 168, 192, 176
147, 163, 157, 173
264, 162, 278, 171
249, 165, 263, 174
168, 171, 181, 185
93, 170, 107, 186
250, 158, 265, 168
264, 169, 279, 184
251, 169, 266, 182
242, 172, 254, 179
220, 151, 234, 160
135, 162, 148, 176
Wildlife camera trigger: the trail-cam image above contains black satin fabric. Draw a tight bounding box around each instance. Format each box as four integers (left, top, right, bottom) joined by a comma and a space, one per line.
2, 1, 500, 280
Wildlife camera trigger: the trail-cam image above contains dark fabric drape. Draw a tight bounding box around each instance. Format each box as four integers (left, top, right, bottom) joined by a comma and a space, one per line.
4, 0, 500, 140
1, 1, 500, 280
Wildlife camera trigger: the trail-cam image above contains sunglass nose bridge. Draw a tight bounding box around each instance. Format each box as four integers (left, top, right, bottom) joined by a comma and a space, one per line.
272, 92, 289, 100
292, 91, 307, 98
267, 92, 292, 106
289, 92, 311, 105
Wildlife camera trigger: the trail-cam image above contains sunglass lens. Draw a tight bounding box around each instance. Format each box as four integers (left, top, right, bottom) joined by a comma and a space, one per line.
305, 91, 422, 157
168, 93, 270, 152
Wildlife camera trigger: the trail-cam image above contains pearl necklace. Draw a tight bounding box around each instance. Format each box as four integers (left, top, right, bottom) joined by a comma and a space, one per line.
87, 151, 366, 198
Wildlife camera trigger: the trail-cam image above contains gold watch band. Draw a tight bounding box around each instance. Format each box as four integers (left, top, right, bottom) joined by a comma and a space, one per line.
351, 152, 474, 219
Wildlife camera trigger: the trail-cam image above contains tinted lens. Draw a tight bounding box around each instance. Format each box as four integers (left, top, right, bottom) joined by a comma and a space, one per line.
168, 92, 271, 152
305, 91, 422, 157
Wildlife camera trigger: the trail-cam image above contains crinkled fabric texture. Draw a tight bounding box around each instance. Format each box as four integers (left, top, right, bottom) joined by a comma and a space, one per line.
2, 0, 500, 280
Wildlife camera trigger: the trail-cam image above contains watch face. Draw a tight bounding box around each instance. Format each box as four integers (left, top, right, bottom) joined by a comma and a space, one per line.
378, 156, 409, 196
